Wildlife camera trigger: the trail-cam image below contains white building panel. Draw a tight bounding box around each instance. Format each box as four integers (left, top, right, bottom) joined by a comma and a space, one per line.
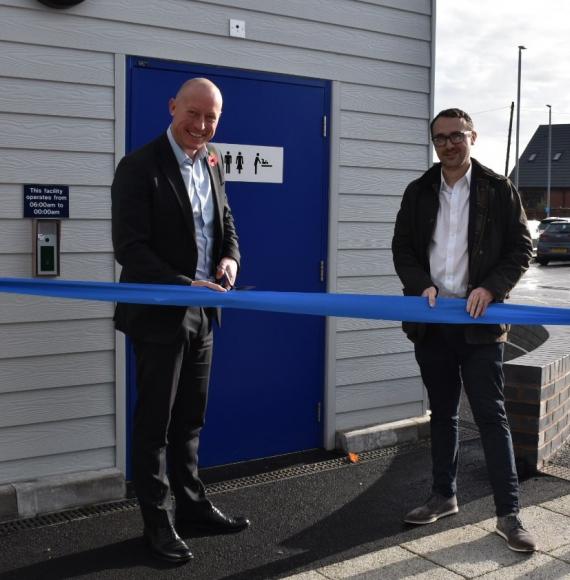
0, 351, 114, 395
0, 0, 434, 489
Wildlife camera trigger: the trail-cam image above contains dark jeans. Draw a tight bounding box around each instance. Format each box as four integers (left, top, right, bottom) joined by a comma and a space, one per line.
414, 324, 520, 517
132, 308, 214, 528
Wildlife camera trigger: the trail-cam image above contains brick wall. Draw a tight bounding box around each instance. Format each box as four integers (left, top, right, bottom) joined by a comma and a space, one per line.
504, 325, 570, 473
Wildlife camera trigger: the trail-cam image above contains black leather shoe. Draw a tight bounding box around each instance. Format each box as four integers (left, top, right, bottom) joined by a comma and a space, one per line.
177, 505, 250, 534
144, 525, 193, 563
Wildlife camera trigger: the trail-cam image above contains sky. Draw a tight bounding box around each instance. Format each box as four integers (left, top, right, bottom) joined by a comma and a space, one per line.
434, 0, 570, 176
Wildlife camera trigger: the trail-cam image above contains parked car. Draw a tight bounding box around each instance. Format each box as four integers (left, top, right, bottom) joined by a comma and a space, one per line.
536, 219, 570, 265
537, 216, 570, 235
529, 217, 568, 255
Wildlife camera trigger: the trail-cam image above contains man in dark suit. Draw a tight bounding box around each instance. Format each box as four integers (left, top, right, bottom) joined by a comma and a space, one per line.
112, 78, 249, 563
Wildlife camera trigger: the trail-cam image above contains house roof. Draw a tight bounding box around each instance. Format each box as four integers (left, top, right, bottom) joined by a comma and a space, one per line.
509, 123, 570, 188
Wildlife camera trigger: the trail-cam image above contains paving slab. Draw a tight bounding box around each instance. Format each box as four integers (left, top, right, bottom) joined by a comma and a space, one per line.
282, 572, 327, 580
476, 505, 570, 553
402, 524, 524, 578
549, 543, 570, 564
309, 546, 462, 579
539, 492, 570, 517
475, 552, 570, 579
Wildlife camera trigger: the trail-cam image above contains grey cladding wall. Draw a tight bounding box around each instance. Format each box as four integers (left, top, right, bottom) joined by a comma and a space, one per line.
0, 0, 433, 481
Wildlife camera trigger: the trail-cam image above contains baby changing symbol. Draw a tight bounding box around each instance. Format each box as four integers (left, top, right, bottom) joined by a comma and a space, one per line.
254, 153, 273, 175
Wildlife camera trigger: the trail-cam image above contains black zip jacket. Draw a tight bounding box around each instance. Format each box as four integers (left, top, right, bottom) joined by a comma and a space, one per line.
392, 158, 532, 344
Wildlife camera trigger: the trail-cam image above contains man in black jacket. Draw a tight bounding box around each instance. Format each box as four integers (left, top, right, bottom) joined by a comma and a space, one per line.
392, 108, 535, 552
112, 78, 248, 563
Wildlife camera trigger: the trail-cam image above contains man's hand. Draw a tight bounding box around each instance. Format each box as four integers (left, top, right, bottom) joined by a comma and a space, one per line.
216, 257, 238, 289
192, 280, 227, 292
422, 286, 437, 308
466, 287, 493, 319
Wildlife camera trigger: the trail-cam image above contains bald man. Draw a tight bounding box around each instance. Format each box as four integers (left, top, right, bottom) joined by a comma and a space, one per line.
112, 78, 248, 563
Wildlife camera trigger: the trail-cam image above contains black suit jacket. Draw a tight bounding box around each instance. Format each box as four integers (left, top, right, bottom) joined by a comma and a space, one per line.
111, 133, 240, 343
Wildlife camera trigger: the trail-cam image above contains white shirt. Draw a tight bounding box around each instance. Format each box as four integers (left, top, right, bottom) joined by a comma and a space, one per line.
167, 127, 215, 281
429, 166, 471, 298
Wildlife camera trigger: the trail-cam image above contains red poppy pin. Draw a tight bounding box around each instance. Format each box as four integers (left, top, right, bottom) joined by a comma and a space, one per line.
207, 152, 218, 167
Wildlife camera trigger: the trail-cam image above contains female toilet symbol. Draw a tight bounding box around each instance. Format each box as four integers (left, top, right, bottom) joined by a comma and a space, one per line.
236, 152, 244, 173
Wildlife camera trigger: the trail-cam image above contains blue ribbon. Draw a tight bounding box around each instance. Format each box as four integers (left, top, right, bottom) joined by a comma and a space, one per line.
0, 277, 568, 325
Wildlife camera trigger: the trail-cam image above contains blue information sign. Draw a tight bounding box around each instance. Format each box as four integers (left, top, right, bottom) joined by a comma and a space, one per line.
23, 184, 69, 218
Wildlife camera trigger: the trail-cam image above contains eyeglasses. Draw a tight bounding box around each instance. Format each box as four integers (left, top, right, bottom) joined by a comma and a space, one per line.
432, 131, 472, 147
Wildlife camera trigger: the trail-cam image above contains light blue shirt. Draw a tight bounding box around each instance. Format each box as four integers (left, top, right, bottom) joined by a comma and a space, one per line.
167, 127, 215, 281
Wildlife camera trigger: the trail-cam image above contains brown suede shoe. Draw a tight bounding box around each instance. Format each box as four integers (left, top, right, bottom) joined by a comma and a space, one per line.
496, 514, 536, 552
404, 493, 459, 525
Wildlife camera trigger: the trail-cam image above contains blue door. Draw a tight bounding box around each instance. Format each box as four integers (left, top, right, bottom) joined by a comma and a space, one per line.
126, 57, 330, 468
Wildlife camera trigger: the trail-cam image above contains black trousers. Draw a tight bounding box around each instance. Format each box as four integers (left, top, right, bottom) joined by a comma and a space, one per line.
414, 324, 520, 517
131, 308, 214, 528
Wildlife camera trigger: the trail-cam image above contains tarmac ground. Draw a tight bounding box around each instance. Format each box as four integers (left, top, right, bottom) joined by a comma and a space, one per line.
1, 429, 570, 580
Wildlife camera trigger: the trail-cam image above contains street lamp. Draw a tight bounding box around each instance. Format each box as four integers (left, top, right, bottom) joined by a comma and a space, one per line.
515, 45, 526, 189
546, 104, 552, 218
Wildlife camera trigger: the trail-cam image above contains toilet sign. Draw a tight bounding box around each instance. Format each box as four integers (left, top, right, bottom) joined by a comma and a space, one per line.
212, 143, 283, 183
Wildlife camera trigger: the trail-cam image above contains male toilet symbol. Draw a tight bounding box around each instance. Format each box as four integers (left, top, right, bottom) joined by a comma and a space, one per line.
224, 151, 232, 173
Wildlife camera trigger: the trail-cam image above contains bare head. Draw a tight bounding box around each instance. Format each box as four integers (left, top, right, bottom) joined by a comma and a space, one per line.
168, 78, 223, 158
430, 108, 474, 135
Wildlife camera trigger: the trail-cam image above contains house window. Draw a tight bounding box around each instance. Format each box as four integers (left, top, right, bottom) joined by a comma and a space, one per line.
528, 153, 537, 161
553, 152, 563, 161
